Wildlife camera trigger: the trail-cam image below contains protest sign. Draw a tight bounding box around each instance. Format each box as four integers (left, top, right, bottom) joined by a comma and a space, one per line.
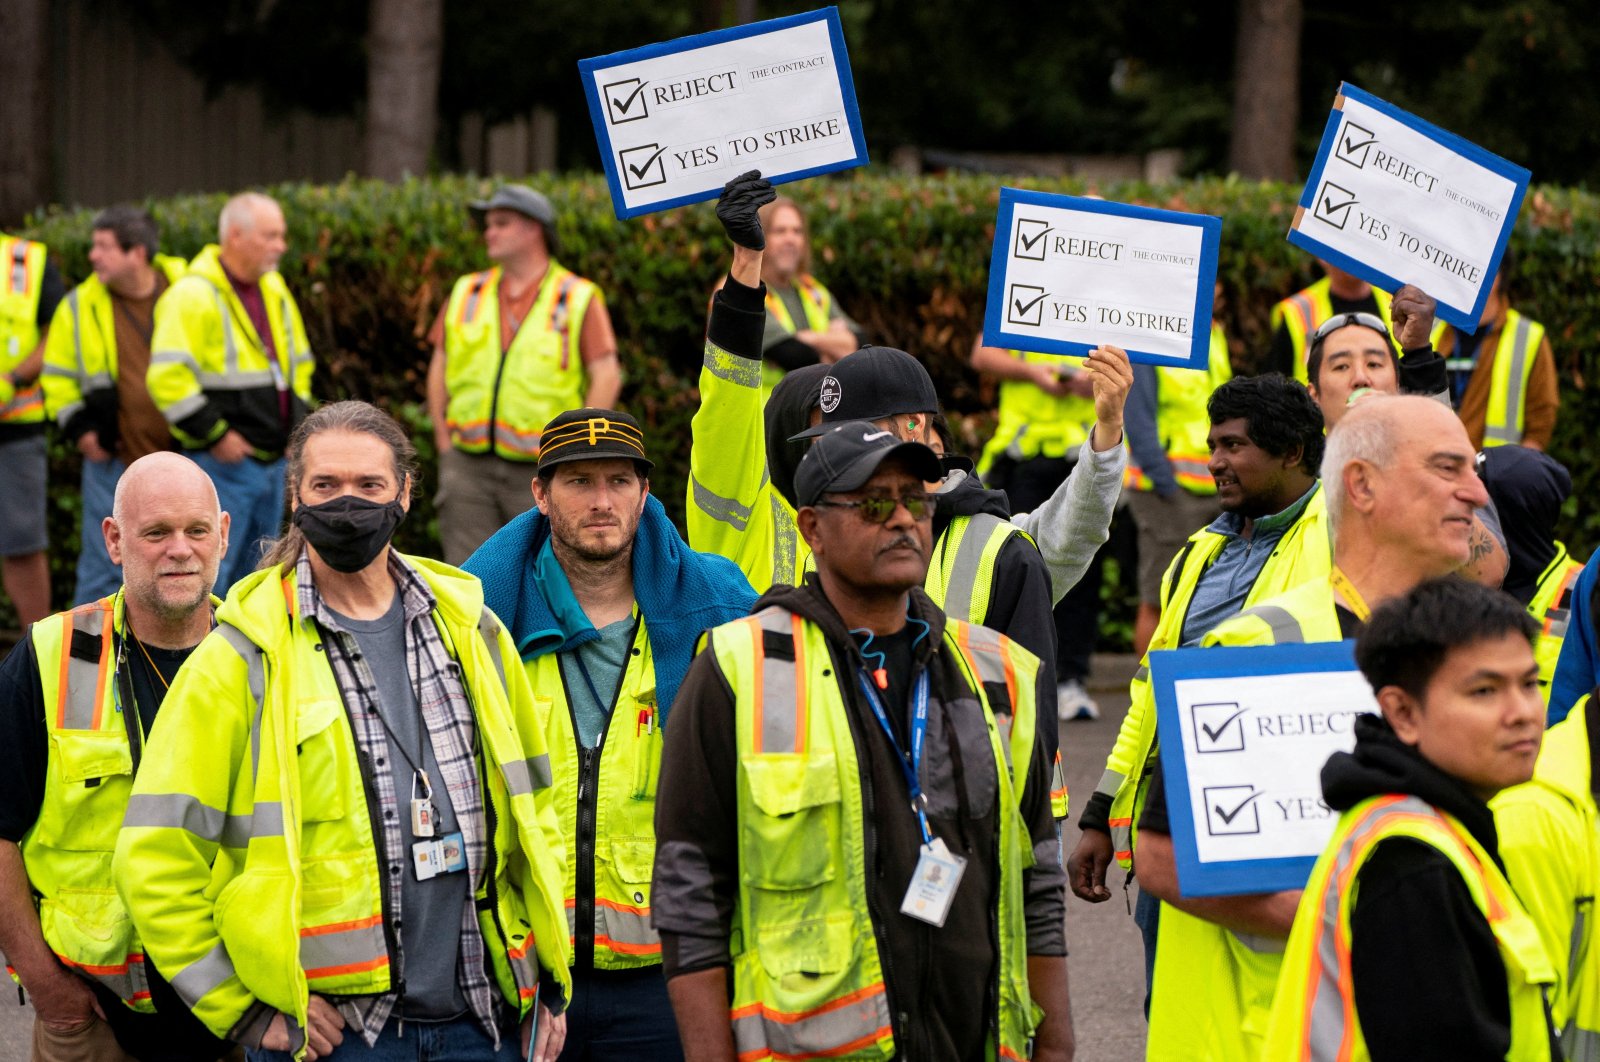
1150, 641, 1380, 897
982, 188, 1221, 369
1290, 83, 1530, 331
579, 8, 867, 219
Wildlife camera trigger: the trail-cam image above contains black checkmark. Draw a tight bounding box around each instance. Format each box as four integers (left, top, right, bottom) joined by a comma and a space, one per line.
1019, 226, 1050, 252
626, 146, 667, 180
611, 81, 648, 116
1199, 706, 1250, 744
1213, 790, 1261, 825
1322, 194, 1348, 216
1340, 132, 1375, 157
1013, 291, 1047, 317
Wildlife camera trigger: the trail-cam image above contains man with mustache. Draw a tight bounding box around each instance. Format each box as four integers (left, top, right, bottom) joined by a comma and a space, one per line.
655, 423, 1074, 1061
0, 452, 234, 1061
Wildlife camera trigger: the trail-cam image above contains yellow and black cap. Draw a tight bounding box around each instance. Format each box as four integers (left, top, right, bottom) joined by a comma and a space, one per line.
537, 408, 654, 475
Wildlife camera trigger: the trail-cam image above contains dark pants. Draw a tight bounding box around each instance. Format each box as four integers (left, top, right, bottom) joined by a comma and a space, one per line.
556, 965, 683, 1061
247, 1014, 518, 1062
1004, 455, 1103, 682
1134, 886, 1162, 1019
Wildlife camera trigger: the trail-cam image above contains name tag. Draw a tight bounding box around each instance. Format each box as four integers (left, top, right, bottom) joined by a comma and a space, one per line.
412, 831, 467, 881
900, 838, 966, 927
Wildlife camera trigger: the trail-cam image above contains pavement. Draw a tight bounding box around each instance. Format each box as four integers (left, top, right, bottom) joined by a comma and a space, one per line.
0, 657, 1150, 1061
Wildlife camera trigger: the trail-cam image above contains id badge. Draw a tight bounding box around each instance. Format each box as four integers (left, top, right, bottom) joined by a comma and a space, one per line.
410, 798, 436, 838
900, 838, 967, 927
412, 831, 467, 881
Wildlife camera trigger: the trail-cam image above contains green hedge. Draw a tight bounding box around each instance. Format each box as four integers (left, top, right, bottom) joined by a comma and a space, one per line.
23, 173, 1600, 641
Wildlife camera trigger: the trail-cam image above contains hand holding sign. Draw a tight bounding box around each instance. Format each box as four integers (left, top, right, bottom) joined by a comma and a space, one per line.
1084, 344, 1134, 450
1388, 284, 1438, 350
716, 169, 775, 250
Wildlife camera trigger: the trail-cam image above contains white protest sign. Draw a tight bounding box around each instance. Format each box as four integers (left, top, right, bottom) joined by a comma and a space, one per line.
579, 8, 867, 219
1151, 642, 1380, 897
1290, 83, 1530, 331
982, 188, 1221, 368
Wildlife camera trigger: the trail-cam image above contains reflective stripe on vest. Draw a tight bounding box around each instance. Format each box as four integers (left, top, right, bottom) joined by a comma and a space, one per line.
731, 988, 895, 1061
1483, 311, 1542, 447
929, 512, 1019, 627
764, 275, 832, 335
1235, 604, 1306, 644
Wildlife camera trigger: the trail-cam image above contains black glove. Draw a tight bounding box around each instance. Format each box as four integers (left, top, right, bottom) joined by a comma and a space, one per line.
716, 170, 776, 250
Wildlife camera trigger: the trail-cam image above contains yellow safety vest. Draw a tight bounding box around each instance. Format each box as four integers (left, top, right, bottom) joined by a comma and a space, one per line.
531, 615, 663, 969
709, 605, 1042, 1061
761, 274, 834, 393
976, 350, 1095, 477
442, 263, 599, 460
147, 244, 315, 451
1494, 698, 1600, 1062
1271, 279, 1395, 384
1099, 486, 1329, 868
42, 256, 188, 430
114, 558, 570, 1053
0, 233, 49, 424
1146, 577, 1343, 1061
1125, 323, 1233, 494
1529, 543, 1583, 703
1444, 308, 1546, 447
1263, 793, 1557, 1062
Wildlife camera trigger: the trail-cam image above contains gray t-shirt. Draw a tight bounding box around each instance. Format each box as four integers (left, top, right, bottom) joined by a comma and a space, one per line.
329, 595, 467, 1020
560, 617, 635, 749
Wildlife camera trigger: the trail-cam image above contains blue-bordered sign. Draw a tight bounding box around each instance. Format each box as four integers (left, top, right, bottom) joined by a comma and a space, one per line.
579, 8, 868, 220
1289, 83, 1531, 332
982, 188, 1222, 369
1150, 640, 1379, 897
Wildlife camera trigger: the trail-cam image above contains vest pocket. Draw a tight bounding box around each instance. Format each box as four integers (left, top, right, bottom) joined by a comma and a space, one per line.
38, 888, 146, 1001
35, 731, 133, 849
740, 754, 840, 891
295, 698, 348, 823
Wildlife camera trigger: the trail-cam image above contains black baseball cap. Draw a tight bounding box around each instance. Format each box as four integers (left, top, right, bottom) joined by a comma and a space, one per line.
794, 420, 943, 507
537, 408, 654, 474
790, 346, 940, 440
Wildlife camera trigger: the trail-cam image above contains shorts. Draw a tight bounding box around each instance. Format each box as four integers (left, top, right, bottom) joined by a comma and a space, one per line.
0, 433, 47, 556
1126, 488, 1221, 605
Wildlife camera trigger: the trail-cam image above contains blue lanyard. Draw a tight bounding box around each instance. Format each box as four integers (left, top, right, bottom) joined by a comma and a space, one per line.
857, 668, 934, 846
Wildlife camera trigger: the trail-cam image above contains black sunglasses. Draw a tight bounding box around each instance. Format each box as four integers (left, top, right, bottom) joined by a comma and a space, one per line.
813, 491, 934, 524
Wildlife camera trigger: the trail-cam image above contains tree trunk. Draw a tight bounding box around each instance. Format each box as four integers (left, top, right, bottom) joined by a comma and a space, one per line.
1228, 0, 1302, 180
364, 0, 444, 181
0, 0, 51, 225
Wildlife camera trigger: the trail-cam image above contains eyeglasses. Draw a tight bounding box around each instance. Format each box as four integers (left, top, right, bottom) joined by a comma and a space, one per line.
1312, 311, 1392, 343
813, 491, 934, 523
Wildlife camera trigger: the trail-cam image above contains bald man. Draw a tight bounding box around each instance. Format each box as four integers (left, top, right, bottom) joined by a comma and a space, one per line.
0, 452, 233, 1062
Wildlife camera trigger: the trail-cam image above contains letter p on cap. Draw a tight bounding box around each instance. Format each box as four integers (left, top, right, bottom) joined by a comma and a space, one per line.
588, 417, 611, 445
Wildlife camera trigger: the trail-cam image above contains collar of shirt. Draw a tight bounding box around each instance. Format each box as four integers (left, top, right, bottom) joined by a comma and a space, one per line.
1204, 480, 1320, 541
296, 548, 437, 630
531, 537, 595, 645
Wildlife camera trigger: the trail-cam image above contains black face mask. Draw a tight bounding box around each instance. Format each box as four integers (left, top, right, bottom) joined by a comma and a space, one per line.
292, 495, 407, 574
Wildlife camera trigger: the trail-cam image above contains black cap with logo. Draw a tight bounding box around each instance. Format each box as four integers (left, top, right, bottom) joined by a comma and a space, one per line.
794, 420, 943, 507
790, 345, 940, 440
537, 408, 654, 474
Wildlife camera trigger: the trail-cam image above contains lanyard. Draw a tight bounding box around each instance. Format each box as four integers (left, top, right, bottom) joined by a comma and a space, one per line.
1329, 566, 1372, 623
857, 668, 934, 846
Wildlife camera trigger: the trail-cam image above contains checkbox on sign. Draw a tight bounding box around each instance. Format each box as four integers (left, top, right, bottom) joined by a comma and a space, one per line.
1335, 121, 1376, 169
619, 144, 668, 190
1313, 182, 1358, 230
1006, 284, 1047, 327
1203, 785, 1262, 837
604, 78, 649, 124
1013, 218, 1051, 261
1192, 702, 1248, 754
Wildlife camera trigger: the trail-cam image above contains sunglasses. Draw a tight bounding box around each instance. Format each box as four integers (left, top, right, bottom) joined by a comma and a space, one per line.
1312, 311, 1392, 342
813, 491, 934, 523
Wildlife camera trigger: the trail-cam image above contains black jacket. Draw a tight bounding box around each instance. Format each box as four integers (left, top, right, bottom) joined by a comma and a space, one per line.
653, 579, 1065, 1060
1320, 715, 1559, 1062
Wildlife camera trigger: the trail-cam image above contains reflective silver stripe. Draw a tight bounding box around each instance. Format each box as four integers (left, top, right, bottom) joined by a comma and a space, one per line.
1134, 664, 1149, 683
1241, 604, 1305, 644
10, 241, 27, 290
61, 607, 111, 730
1564, 1025, 1600, 1062
160, 393, 208, 424
1487, 314, 1535, 445
122, 792, 225, 840
150, 349, 203, 373
210, 288, 240, 375
691, 474, 758, 531
939, 513, 1010, 623
960, 622, 1011, 690
222, 802, 285, 848
1231, 931, 1285, 954
754, 607, 800, 754
1094, 768, 1126, 800
502, 755, 553, 796
478, 609, 508, 694
731, 982, 891, 1059
300, 918, 387, 978
597, 902, 658, 951
54, 398, 85, 427
197, 370, 275, 390
214, 624, 267, 785
701, 343, 762, 388
169, 942, 236, 1008
66, 289, 87, 374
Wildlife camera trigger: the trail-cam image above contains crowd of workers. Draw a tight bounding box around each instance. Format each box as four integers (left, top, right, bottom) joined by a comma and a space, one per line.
0, 162, 1590, 1062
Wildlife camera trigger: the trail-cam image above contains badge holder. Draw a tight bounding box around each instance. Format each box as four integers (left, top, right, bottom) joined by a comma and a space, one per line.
408, 770, 467, 881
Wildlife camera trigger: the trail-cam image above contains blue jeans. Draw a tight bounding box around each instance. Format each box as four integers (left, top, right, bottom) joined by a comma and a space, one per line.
192, 451, 287, 591
247, 1013, 520, 1062
557, 965, 683, 1061
1134, 885, 1161, 1019
74, 455, 125, 605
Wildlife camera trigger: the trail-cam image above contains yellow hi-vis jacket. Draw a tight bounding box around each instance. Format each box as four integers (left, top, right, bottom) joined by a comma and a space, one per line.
976, 350, 1095, 478
531, 615, 664, 969
1264, 793, 1557, 1061
1453, 308, 1547, 447
1529, 542, 1584, 703
113, 558, 570, 1055
441, 263, 600, 460
147, 245, 314, 453
42, 256, 188, 432
0, 233, 50, 424
1124, 323, 1234, 493
707, 605, 1042, 1061
1271, 278, 1395, 384
1146, 577, 1343, 1061
1096, 485, 1329, 868
761, 274, 834, 393
1494, 697, 1600, 1062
